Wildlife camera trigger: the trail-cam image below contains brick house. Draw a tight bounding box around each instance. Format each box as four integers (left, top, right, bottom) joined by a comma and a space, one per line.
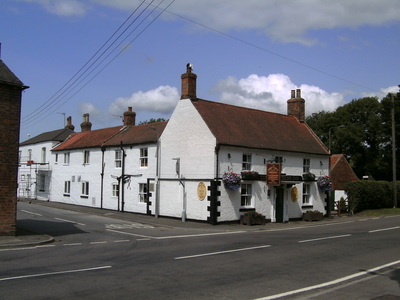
0, 59, 28, 235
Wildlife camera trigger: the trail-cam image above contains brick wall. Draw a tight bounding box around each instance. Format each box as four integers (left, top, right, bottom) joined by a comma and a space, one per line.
0, 83, 22, 235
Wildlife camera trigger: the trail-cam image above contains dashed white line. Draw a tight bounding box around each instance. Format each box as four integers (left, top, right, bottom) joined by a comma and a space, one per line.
63, 243, 82, 246
20, 210, 42, 216
369, 226, 400, 233
0, 266, 112, 282
114, 239, 130, 243
298, 234, 351, 243
54, 217, 85, 226
90, 241, 107, 245
175, 245, 271, 260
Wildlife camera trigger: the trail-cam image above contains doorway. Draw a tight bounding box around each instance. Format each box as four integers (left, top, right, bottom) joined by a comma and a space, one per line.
275, 187, 284, 223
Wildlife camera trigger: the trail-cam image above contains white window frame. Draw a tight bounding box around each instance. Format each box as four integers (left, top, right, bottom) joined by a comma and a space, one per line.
242, 153, 252, 171
241, 183, 252, 207
64, 181, 71, 196
83, 150, 90, 165
112, 183, 119, 197
303, 158, 310, 173
115, 150, 122, 168
302, 183, 311, 205
139, 183, 148, 203
140, 148, 148, 168
28, 149, 32, 161
41, 147, 46, 163
81, 181, 89, 198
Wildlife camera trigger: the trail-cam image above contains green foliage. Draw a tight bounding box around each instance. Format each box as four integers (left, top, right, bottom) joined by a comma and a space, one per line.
343, 180, 399, 213
306, 93, 400, 181
139, 118, 167, 125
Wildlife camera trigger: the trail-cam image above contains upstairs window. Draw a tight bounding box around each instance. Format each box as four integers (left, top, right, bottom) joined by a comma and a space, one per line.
41, 147, 46, 163
83, 150, 90, 165
64, 152, 70, 165
28, 149, 32, 161
115, 150, 122, 168
275, 156, 283, 164
140, 148, 148, 167
242, 153, 252, 171
303, 158, 310, 173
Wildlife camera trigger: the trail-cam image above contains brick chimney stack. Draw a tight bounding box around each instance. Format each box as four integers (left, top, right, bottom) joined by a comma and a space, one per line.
123, 107, 136, 126
80, 113, 92, 132
180, 63, 197, 100
287, 88, 305, 122
65, 116, 75, 130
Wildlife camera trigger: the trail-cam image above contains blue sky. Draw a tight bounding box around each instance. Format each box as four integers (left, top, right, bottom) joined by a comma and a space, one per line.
1, 0, 399, 141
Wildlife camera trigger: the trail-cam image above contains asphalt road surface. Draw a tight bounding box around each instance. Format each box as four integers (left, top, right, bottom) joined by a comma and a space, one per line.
0, 202, 399, 299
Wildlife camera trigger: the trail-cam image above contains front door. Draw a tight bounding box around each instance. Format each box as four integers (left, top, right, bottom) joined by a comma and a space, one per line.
275, 187, 284, 223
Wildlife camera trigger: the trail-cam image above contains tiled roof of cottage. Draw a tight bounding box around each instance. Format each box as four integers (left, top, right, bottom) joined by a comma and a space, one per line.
330, 154, 359, 190
20, 128, 74, 146
191, 99, 329, 155
52, 122, 167, 151
0, 59, 24, 87
102, 122, 167, 147
52, 126, 123, 151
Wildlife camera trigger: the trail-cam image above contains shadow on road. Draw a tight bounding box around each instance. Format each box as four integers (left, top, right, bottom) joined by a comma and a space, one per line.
17, 219, 86, 237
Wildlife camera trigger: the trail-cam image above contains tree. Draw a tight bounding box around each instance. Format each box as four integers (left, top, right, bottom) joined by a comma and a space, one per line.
138, 118, 167, 125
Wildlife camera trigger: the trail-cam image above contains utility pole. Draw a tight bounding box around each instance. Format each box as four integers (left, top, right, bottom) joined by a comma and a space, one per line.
392, 93, 397, 208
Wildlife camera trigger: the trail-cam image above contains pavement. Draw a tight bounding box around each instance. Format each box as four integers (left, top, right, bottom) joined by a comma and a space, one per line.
0, 198, 368, 249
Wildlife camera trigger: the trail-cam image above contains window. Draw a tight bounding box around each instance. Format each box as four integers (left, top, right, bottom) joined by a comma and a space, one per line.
64, 152, 70, 165
139, 183, 148, 203
37, 174, 46, 192
55, 153, 58, 163
140, 148, 148, 167
241, 183, 252, 207
303, 183, 311, 205
275, 156, 283, 164
19, 151, 22, 163
20, 174, 25, 182
303, 158, 310, 173
242, 153, 252, 171
81, 181, 89, 198
41, 147, 46, 163
28, 149, 32, 161
83, 150, 90, 164
112, 183, 119, 197
64, 181, 71, 196
115, 150, 122, 168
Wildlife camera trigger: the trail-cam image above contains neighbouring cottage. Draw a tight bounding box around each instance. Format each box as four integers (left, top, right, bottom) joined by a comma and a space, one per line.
18, 117, 75, 200
50, 109, 167, 214
157, 65, 330, 223
0, 58, 28, 235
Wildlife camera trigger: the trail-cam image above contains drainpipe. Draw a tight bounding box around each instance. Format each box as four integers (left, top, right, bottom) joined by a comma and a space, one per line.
100, 146, 105, 209
120, 142, 126, 212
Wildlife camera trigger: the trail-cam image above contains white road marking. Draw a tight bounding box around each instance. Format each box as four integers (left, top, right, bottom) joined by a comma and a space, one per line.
106, 229, 153, 239
114, 239, 130, 243
90, 241, 107, 245
369, 226, 400, 233
63, 243, 82, 246
175, 245, 271, 260
106, 223, 153, 229
254, 259, 400, 300
54, 217, 85, 226
298, 234, 351, 243
0, 266, 112, 282
20, 210, 42, 216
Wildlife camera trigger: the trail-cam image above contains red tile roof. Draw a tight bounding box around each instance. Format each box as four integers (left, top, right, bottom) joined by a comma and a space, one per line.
192, 99, 329, 155
52, 122, 167, 151
330, 154, 359, 189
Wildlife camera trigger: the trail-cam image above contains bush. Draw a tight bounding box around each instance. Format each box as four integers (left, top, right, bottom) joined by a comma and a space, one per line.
343, 180, 399, 213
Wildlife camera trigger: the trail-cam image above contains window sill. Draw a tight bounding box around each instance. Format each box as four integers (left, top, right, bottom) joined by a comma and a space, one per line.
302, 205, 313, 209
63, 194, 70, 197
80, 195, 89, 199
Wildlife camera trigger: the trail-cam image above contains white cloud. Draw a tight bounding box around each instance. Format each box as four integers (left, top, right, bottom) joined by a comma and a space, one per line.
18, 0, 87, 17
362, 85, 399, 100
20, 0, 400, 43
214, 74, 345, 116
108, 85, 179, 116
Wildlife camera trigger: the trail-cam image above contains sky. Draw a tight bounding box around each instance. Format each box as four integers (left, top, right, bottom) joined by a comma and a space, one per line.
1, 0, 399, 142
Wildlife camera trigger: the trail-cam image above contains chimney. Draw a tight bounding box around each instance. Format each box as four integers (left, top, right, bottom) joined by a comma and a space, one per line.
287, 88, 305, 122
65, 116, 75, 131
80, 113, 92, 132
123, 106, 136, 126
180, 63, 197, 100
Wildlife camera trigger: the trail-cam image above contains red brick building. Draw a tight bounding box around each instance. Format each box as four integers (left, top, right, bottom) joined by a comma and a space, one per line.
0, 59, 28, 235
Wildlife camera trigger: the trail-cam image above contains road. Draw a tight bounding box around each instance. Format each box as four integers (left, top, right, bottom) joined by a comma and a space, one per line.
0, 202, 399, 299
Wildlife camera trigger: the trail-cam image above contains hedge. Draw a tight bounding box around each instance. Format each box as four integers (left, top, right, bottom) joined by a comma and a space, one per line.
343, 180, 400, 213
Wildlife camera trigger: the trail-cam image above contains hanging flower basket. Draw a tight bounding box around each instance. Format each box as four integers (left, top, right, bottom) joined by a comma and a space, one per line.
222, 172, 241, 190
317, 176, 331, 192
303, 172, 316, 181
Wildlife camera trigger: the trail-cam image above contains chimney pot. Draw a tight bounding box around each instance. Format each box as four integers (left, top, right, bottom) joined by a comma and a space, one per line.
65, 116, 75, 131
181, 63, 197, 100
296, 88, 301, 98
80, 113, 92, 132
123, 107, 136, 126
291, 90, 295, 98
287, 89, 305, 122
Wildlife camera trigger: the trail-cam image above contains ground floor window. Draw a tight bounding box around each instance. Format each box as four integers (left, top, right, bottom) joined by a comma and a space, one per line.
112, 183, 119, 197
241, 183, 252, 207
64, 181, 71, 196
139, 183, 148, 203
37, 173, 46, 192
81, 181, 89, 198
302, 183, 311, 205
